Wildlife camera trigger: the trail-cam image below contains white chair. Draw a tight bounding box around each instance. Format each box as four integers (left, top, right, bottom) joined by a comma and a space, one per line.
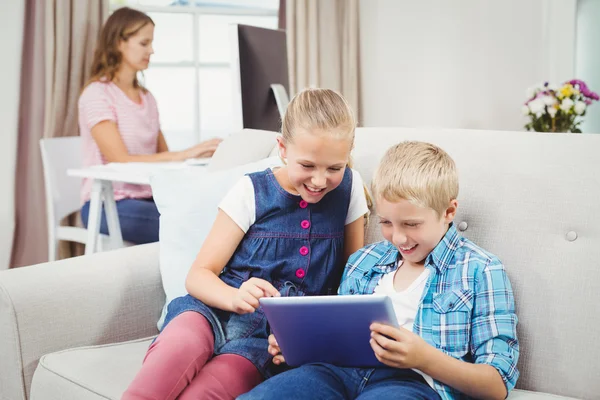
40, 136, 113, 261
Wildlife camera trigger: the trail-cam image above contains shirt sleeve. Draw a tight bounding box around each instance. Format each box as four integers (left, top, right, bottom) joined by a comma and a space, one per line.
337, 249, 364, 295
345, 169, 370, 225
471, 259, 520, 393
218, 176, 256, 233
337, 244, 381, 295
78, 83, 117, 131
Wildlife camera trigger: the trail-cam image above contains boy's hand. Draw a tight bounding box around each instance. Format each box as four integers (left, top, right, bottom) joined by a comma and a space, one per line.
268, 334, 286, 365
369, 323, 433, 370
231, 278, 280, 314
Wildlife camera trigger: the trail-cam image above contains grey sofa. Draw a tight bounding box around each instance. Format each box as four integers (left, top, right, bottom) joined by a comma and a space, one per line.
1, 128, 599, 400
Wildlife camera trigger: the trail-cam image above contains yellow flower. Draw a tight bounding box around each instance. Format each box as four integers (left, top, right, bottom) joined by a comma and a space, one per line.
560, 84, 574, 98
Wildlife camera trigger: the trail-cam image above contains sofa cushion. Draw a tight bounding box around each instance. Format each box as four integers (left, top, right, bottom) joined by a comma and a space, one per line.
29, 337, 577, 400
0, 243, 163, 400
30, 338, 153, 400
151, 156, 282, 329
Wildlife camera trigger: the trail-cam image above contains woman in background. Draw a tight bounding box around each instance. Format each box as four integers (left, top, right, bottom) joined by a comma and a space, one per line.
79, 7, 221, 244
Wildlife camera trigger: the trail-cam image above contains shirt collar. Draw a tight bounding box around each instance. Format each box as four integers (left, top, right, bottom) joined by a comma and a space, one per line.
425, 222, 462, 273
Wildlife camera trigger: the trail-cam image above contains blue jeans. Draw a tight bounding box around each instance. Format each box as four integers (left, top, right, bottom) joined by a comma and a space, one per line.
81, 198, 159, 244
238, 364, 441, 400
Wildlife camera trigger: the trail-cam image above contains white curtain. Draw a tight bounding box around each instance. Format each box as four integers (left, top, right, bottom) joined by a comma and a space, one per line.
10, 0, 108, 268
286, 0, 360, 119
0, 0, 26, 270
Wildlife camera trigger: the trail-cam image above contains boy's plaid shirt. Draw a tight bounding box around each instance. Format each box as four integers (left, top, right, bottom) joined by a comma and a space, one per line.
338, 224, 519, 399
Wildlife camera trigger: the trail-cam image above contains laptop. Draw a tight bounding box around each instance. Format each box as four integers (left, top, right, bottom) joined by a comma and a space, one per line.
260, 295, 398, 367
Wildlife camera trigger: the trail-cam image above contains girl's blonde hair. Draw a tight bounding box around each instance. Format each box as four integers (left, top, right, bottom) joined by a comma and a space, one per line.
282, 88, 356, 144
85, 7, 154, 90
282, 88, 373, 211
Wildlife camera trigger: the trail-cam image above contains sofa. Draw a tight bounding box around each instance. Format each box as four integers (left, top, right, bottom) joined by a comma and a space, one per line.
1, 127, 599, 400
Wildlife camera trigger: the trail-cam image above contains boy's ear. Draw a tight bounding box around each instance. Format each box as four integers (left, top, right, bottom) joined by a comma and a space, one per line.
443, 199, 459, 224
276, 135, 287, 160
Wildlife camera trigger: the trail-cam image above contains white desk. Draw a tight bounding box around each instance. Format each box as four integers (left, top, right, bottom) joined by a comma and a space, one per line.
68, 161, 207, 254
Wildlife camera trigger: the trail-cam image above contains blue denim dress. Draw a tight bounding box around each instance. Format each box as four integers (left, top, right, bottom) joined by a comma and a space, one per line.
162, 168, 353, 377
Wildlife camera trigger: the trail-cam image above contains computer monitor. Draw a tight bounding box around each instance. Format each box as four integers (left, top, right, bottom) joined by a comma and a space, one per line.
230, 24, 290, 132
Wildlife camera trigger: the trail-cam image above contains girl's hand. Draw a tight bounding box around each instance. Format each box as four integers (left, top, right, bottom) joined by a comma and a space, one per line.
231, 277, 280, 314
369, 323, 433, 370
268, 334, 286, 365
183, 138, 223, 159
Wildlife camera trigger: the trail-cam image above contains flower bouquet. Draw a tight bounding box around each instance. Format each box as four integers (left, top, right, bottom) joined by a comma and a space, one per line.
523, 79, 599, 133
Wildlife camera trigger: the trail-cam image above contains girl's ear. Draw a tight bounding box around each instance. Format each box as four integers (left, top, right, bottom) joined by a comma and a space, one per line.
276, 135, 288, 160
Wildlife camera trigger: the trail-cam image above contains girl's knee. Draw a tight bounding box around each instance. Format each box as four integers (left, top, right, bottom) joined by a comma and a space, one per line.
152, 312, 215, 358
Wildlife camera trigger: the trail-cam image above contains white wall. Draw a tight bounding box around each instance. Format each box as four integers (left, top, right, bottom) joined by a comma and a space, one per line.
0, 0, 25, 269
359, 0, 576, 131
576, 0, 600, 134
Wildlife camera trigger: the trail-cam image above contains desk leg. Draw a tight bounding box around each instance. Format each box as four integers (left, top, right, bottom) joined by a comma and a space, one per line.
85, 180, 103, 255
102, 181, 124, 249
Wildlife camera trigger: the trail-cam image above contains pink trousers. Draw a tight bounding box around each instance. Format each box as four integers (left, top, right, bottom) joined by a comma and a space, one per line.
122, 312, 263, 400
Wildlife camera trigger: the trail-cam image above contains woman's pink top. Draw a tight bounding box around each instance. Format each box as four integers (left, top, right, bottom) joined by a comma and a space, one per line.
78, 81, 160, 203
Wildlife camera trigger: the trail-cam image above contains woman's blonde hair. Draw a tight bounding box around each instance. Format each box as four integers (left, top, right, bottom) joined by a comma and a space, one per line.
371, 141, 459, 216
281, 88, 373, 211
85, 7, 154, 90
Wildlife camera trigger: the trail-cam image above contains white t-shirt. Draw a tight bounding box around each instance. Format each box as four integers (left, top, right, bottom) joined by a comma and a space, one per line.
219, 168, 369, 233
373, 262, 434, 388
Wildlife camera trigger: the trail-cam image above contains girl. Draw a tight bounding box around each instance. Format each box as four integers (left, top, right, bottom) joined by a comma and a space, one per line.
78, 7, 221, 244
122, 88, 370, 400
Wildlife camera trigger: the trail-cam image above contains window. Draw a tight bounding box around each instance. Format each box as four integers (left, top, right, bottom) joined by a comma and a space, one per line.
109, 0, 279, 150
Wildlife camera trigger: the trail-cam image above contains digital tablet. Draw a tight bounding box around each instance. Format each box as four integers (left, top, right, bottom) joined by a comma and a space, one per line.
259, 295, 398, 367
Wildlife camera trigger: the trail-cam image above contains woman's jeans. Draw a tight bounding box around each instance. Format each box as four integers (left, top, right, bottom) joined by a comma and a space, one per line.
81, 198, 159, 244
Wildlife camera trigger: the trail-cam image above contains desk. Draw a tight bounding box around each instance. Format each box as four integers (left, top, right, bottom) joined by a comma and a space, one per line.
68, 162, 206, 254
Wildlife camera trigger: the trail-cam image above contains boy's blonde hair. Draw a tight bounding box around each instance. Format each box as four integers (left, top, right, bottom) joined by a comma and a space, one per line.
281, 88, 356, 144
371, 141, 459, 216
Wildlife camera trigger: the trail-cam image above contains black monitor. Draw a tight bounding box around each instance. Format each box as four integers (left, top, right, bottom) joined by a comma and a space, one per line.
230, 24, 289, 132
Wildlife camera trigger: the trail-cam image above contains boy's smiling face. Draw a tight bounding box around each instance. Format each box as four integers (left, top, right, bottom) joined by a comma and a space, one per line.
377, 197, 458, 266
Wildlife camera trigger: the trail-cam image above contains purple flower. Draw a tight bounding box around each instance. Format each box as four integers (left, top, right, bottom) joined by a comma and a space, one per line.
569, 79, 588, 90
581, 88, 599, 101
567, 79, 599, 101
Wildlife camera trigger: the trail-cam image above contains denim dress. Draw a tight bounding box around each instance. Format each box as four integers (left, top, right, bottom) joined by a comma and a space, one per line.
162, 168, 353, 377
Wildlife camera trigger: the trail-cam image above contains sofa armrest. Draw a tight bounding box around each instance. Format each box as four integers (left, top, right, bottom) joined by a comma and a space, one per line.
0, 243, 164, 400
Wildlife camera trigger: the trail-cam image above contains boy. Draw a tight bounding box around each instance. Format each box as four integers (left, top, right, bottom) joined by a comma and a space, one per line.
239, 141, 519, 400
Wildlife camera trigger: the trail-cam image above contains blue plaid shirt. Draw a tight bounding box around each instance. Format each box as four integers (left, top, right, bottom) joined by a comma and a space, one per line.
338, 223, 519, 399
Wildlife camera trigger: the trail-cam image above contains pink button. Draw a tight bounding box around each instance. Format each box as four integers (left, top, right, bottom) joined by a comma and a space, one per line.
299, 200, 308, 209
295, 268, 306, 279
301, 220, 310, 229
299, 246, 309, 256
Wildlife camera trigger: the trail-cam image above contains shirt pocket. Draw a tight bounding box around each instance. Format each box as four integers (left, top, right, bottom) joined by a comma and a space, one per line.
431, 289, 473, 354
